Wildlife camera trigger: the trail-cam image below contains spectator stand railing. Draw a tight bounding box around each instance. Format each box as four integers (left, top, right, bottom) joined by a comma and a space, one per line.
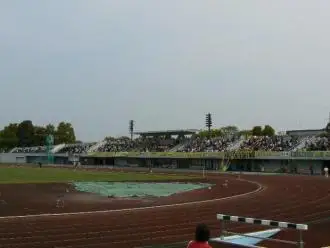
215, 214, 308, 248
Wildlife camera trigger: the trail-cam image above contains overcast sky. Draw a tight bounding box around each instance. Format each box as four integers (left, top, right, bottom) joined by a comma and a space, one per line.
1, 1, 330, 141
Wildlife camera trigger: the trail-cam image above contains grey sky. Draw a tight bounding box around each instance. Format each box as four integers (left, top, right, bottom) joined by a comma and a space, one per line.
1, 1, 330, 141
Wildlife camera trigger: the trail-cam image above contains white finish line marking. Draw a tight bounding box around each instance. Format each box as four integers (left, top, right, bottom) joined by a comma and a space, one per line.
0, 179, 264, 220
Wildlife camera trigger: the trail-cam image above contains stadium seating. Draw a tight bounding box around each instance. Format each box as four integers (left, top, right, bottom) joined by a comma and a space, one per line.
239, 135, 300, 151
305, 136, 330, 151
9, 133, 328, 154
55, 143, 96, 154
178, 136, 237, 152
95, 136, 183, 152
96, 137, 140, 152
11, 146, 47, 153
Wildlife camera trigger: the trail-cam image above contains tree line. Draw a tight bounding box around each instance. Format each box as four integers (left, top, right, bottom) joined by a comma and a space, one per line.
0, 120, 76, 151
198, 125, 276, 138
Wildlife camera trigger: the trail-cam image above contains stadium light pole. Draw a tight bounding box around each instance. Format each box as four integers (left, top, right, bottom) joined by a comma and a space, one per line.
129, 120, 134, 140
205, 113, 212, 138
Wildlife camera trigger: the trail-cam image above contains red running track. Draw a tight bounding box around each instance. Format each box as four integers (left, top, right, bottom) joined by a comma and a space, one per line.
0, 174, 330, 248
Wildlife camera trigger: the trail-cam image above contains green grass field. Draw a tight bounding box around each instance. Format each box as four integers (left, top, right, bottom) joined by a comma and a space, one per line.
0, 166, 196, 184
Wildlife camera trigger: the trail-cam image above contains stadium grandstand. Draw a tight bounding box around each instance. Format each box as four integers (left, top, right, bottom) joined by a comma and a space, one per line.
239, 135, 300, 152
11, 146, 47, 153
94, 129, 198, 153
54, 142, 96, 154
6, 123, 330, 154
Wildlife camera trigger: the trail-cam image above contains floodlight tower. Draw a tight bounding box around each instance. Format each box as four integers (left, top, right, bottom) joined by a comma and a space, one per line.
205, 113, 212, 138
129, 120, 134, 140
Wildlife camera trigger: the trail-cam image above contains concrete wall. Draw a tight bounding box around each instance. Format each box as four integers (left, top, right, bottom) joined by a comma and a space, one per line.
0, 153, 71, 165
0, 152, 325, 175
0, 153, 26, 163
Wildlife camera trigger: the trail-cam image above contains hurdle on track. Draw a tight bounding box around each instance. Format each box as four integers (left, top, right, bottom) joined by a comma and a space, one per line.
217, 214, 308, 248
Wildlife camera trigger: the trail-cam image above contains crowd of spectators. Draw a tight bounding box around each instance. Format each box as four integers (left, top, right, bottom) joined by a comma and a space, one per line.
97, 137, 138, 152
7, 136, 183, 154
7, 134, 318, 154
178, 136, 236, 152
10, 143, 97, 154
239, 135, 299, 151
305, 137, 330, 151
56, 143, 96, 154
96, 136, 182, 152
11, 146, 47, 153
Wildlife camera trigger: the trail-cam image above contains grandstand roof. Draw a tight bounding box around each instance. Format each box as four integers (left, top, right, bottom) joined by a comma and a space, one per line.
134, 129, 199, 136
286, 128, 324, 136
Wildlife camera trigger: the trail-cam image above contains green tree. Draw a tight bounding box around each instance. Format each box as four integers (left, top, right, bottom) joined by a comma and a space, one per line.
33, 126, 47, 146
197, 130, 207, 138
211, 129, 223, 138
252, 126, 263, 136
56, 122, 76, 144
238, 129, 252, 138
318, 132, 328, 138
45, 124, 56, 135
16, 120, 34, 147
0, 121, 78, 149
221, 126, 239, 135
119, 136, 130, 139
262, 125, 275, 136
198, 129, 223, 138
0, 123, 19, 150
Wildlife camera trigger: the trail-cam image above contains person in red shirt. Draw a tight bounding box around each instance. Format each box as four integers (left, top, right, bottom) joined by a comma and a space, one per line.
187, 223, 212, 248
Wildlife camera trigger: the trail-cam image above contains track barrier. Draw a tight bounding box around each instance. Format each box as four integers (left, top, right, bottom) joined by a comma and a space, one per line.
215, 214, 308, 248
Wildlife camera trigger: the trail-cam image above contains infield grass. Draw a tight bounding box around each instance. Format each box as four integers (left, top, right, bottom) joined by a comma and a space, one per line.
0, 166, 197, 184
